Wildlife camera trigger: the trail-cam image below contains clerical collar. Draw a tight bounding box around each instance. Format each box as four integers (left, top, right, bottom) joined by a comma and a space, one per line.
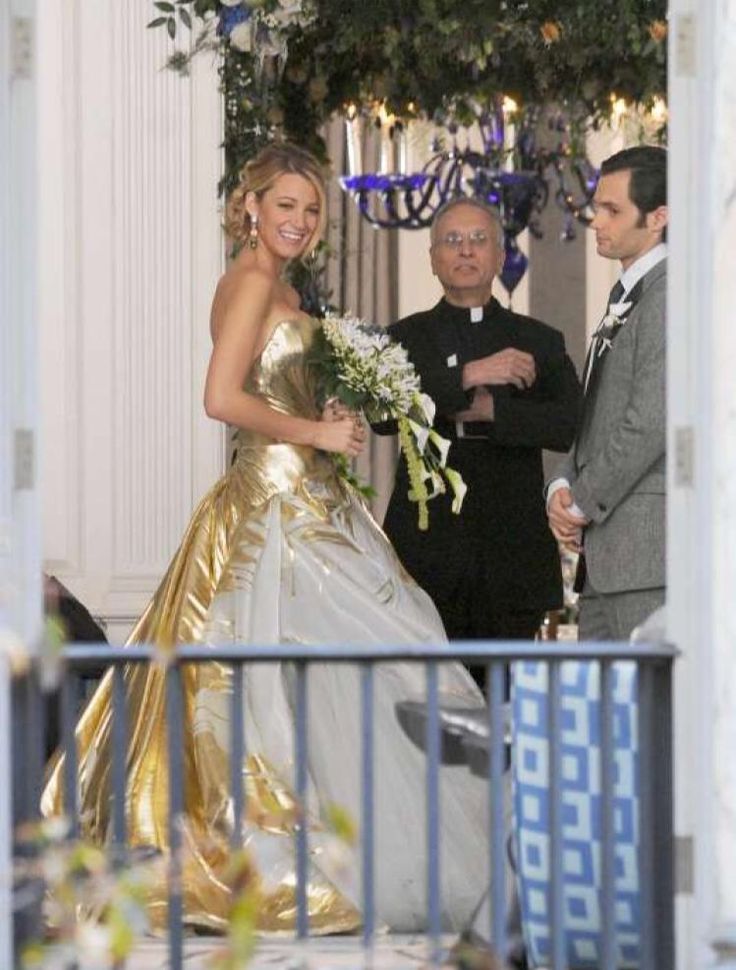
440, 296, 498, 320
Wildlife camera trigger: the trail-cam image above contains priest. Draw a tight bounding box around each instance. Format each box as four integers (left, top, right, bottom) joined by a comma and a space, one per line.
376, 198, 581, 688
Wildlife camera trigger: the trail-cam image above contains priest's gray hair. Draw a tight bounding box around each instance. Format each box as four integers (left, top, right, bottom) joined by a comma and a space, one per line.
430, 197, 505, 248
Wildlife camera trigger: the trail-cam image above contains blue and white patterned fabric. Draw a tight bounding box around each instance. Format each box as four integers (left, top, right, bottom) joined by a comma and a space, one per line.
512, 661, 640, 969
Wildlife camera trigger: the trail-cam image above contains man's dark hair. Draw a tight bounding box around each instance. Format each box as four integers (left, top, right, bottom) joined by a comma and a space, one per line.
600, 145, 667, 218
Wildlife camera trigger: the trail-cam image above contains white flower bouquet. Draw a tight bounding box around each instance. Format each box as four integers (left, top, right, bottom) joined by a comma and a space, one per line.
312, 314, 467, 530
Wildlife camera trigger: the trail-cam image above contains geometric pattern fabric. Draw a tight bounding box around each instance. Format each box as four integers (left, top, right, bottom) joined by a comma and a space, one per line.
512, 661, 640, 968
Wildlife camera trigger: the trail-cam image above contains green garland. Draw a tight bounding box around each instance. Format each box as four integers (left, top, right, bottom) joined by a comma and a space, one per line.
398, 415, 430, 532
150, 0, 667, 193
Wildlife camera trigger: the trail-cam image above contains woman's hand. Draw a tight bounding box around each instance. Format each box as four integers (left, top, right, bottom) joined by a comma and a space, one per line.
321, 397, 353, 423
314, 409, 366, 457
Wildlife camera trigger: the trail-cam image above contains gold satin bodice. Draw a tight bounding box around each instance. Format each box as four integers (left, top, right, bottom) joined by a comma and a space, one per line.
230, 317, 338, 503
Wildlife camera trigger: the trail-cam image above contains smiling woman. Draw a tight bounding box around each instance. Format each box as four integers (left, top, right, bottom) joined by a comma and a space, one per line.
224, 142, 327, 255
42, 140, 493, 936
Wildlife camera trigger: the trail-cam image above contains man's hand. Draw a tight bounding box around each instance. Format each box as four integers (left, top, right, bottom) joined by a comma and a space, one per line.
547, 486, 588, 552
463, 348, 536, 390
454, 386, 494, 423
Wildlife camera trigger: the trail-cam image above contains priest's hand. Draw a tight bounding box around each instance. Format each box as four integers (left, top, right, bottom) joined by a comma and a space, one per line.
462, 348, 536, 390
454, 386, 494, 423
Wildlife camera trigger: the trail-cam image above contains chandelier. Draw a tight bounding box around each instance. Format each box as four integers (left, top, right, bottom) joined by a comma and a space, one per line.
339, 101, 599, 296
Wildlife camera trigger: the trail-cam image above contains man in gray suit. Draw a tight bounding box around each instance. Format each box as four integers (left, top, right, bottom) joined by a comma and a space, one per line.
547, 146, 668, 640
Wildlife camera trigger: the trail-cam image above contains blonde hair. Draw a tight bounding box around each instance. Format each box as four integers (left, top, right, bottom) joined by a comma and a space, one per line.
225, 142, 328, 253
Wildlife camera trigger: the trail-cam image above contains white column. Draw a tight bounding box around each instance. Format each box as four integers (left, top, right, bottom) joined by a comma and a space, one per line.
397, 120, 442, 317
0, 1, 40, 965
668, 2, 736, 967
584, 126, 625, 338
397, 228, 441, 318
38, 1, 224, 642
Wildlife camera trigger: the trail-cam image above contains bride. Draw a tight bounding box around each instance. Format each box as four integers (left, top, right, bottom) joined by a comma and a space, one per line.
42, 142, 492, 936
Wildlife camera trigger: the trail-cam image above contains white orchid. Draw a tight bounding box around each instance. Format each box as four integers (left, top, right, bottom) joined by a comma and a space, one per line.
445, 467, 468, 514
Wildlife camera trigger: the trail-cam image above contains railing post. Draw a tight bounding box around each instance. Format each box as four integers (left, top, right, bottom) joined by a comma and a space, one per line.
230, 663, 245, 850
548, 659, 564, 970
12, 666, 46, 961
651, 656, 675, 970
425, 660, 441, 963
165, 661, 184, 970
111, 665, 127, 864
361, 662, 375, 949
294, 660, 309, 941
638, 661, 657, 970
599, 660, 616, 970
488, 660, 506, 955
61, 670, 79, 840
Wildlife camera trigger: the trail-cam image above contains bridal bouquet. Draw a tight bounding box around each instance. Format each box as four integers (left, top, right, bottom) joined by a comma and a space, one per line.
312, 314, 466, 530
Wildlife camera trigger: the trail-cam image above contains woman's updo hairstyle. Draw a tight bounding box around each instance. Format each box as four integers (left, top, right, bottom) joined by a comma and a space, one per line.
225, 142, 327, 254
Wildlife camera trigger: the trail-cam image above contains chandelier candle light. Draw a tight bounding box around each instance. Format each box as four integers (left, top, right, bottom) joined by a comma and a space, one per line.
377, 104, 393, 174
344, 103, 362, 177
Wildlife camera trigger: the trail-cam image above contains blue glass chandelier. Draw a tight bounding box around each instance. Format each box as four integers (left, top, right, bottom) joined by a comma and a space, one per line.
340, 102, 598, 296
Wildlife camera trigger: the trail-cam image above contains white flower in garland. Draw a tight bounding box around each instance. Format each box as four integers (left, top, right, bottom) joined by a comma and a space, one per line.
230, 20, 253, 51
313, 314, 467, 530
149, 0, 316, 88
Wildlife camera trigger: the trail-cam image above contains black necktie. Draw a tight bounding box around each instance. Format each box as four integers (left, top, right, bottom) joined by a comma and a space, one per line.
608, 279, 625, 306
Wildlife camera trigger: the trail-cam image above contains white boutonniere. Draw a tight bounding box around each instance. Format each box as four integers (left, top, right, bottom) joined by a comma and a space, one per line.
595, 301, 632, 357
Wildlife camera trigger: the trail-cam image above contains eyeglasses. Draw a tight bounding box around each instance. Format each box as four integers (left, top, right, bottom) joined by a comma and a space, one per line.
436, 230, 491, 250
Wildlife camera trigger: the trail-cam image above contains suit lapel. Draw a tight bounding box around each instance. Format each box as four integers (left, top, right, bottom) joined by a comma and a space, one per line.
575, 276, 646, 464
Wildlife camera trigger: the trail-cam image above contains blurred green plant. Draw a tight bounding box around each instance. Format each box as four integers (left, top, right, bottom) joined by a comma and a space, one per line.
16, 817, 163, 968
148, 0, 668, 194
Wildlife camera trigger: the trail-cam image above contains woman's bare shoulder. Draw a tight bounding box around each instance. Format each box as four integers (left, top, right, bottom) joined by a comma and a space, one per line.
214, 263, 274, 308
210, 265, 275, 340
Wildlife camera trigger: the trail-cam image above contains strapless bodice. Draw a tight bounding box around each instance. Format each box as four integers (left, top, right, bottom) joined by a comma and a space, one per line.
241, 316, 320, 431
231, 316, 335, 496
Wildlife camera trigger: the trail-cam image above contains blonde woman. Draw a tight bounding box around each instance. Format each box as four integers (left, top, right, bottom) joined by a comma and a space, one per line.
43, 143, 491, 936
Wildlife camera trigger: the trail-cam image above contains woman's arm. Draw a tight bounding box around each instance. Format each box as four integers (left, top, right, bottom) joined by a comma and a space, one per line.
204, 271, 364, 456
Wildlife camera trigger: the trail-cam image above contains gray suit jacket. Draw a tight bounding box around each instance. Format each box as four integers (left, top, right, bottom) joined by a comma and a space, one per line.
555, 259, 666, 593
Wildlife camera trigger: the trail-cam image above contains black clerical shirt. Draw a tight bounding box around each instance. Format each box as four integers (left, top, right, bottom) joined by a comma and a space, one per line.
378, 295, 581, 615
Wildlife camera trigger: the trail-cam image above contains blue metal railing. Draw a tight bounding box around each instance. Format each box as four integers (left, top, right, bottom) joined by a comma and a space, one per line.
13, 640, 676, 970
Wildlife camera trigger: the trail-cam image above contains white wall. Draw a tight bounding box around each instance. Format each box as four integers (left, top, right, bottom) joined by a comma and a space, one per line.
2, 1, 40, 963
38, 1, 224, 643
668, 2, 736, 968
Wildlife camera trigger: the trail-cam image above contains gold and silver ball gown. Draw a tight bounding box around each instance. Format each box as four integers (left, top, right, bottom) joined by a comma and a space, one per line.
42, 317, 490, 935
